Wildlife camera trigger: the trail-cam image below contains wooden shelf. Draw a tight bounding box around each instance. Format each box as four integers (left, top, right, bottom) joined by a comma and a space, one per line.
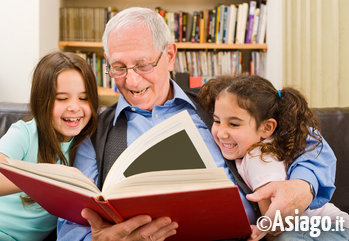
98, 86, 118, 96
98, 86, 119, 106
59, 41, 267, 50
59, 41, 103, 48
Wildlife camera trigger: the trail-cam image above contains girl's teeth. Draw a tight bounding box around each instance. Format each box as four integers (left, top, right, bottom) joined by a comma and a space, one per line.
63, 118, 80, 122
223, 143, 233, 148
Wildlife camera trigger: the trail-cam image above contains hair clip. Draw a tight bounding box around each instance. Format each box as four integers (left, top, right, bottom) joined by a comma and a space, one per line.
277, 90, 282, 98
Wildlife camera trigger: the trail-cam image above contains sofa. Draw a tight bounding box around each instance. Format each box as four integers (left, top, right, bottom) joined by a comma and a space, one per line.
0, 103, 348, 235
312, 107, 349, 213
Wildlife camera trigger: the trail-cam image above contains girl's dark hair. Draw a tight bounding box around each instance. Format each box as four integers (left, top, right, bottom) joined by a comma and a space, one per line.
198, 75, 322, 167
21, 52, 99, 205
30, 51, 98, 166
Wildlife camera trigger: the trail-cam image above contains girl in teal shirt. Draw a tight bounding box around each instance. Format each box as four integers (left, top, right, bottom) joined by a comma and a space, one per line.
0, 51, 98, 241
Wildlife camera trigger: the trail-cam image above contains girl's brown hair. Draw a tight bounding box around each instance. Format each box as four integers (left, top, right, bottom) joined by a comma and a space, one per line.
21, 52, 98, 205
30, 51, 98, 166
198, 75, 322, 167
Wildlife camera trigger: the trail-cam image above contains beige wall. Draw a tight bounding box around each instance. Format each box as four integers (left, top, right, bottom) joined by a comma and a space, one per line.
0, 0, 59, 103
283, 0, 349, 108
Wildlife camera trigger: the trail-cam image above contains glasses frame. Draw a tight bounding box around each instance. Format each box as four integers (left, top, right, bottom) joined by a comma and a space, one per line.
106, 52, 163, 78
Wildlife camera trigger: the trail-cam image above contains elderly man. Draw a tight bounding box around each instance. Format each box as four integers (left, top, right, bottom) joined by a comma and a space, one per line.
57, 7, 336, 241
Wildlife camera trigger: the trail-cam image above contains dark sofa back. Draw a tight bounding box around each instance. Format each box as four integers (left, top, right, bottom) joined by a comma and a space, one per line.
0, 103, 348, 214
0, 102, 56, 240
0, 102, 30, 138
313, 107, 349, 213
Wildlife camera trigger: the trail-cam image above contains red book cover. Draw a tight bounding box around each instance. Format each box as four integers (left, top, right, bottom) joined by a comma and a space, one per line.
0, 165, 251, 240
0, 111, 251, 240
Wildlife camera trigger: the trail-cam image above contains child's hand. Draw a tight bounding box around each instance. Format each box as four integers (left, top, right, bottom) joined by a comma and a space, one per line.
0, 154, 21, 196
248, 225, 267, 241
248, 225, 281, 241
0, 153, 9, 163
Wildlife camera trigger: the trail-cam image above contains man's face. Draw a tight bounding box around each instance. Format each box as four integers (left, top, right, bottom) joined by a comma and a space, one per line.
106, 24, 176, 111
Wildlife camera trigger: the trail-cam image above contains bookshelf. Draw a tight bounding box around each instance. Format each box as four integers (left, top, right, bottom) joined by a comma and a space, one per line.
59, 0, 269, 101
98, 86, 119, 106
59, 41, 267, 50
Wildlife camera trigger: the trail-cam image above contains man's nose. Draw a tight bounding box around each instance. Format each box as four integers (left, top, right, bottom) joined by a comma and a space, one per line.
125, 69, 142, 87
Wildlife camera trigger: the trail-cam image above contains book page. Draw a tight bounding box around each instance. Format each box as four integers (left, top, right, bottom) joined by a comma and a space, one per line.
103, 110, 216, 192
1, 158, 100, 193
104, 168, 235, 199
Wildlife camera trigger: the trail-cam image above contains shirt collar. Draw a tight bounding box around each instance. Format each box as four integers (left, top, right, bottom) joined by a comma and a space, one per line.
113, 79, 196, 125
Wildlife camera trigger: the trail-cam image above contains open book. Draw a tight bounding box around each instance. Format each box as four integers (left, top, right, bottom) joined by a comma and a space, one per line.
0, 110, 251, 240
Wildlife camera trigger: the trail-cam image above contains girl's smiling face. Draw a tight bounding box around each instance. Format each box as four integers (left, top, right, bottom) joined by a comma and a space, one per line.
211, 92, 267, 160
52, 69, 92, 142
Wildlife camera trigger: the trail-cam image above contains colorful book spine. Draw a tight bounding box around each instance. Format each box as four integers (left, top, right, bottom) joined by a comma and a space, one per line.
245, 1, 257, 43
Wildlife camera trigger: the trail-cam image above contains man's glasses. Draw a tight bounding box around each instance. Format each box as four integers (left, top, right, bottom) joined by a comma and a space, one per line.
106, 52, 163, 78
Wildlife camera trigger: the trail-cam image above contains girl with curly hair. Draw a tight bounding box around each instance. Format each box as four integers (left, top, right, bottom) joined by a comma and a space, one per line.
198, 75, 349, 241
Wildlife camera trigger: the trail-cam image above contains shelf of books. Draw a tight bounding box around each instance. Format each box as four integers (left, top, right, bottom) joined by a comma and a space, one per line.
59, 1, 267, 93
59, 41, 267, 50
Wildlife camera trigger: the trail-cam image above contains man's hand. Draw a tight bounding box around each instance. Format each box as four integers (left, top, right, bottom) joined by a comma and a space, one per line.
82, 208, 178, 241
246, 179, 313, 240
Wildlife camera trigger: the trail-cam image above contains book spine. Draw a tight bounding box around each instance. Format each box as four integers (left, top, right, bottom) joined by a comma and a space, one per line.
227, 4, 237, 44
199, 11, 205, 43
235, 4, 243, 44
207, 10, 213, 43
210, 9, 217, 43
179, 12, 183, 42
245, 1, 257, 43
95, 198, 124, 223
182, 12, 188, 42
194, 13, 200, 43
191, 12, 198, 42
59, 8, 66, 41
224, 6, 231, 44
251, 8, 260, 44
257, 3, 267, 44
215, 6, 221, 43
174, 12, 180, 42
221, 6, 228, 44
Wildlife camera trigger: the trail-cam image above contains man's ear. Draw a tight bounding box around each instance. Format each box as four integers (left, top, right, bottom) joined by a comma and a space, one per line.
260, 118, 277, 139
166, 43, 177, 71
